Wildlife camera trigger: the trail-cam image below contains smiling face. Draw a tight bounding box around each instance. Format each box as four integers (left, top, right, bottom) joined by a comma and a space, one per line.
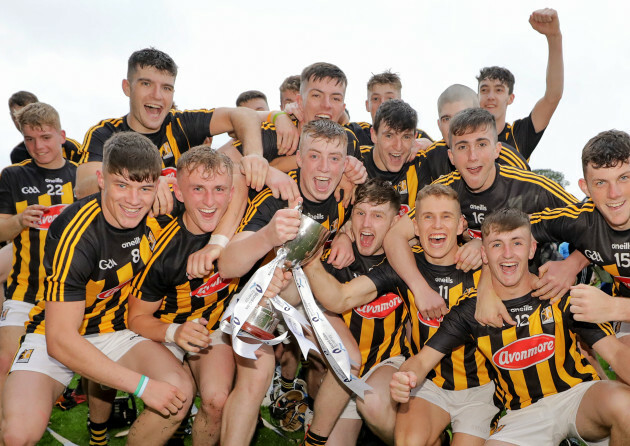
580, 160, 630, 231
478, 78, 514, 123
123, 65, 175, 133
448, 125, 501, 192
174, 166, 233, 235
351, 200, 398, 256
97, 169, 158, 229
482, 225, 536, 297
371, 123, 414, 173
22, 124, 66, 169
365, 83, 401, 122
298, 76, 346, 124
414, 195, 464, 265
296, 134, 347, 202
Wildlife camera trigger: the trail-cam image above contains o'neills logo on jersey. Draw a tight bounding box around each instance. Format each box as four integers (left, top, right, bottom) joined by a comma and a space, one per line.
492, 334, 555, 370
121, 237, 141, 249
191, 272, 231, 297
467, 229, 482, 240
37, 204, 69, 230
97, 278, 131, 300
161, 167, 177, 178
418, 311, 443, 328
615, 276, 630, 288
354, 293, 402, 319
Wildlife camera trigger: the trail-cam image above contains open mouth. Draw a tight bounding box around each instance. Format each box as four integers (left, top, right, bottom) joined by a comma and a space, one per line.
145, 104, 163, 118
428, 234, 447, 247
314, 176, 330, 192
315, 114, 331, 120
500, 262, 518, 274
607, 200, 626, 211
467, 166, 482, 175
121, 205, 142, 217
359, 231, 374, 248
199, 208, 217, 219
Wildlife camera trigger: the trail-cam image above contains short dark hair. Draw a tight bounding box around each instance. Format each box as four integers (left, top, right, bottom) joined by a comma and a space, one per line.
299, 119, 348, 153
300, 62, 347, 95
481, 208, 530, 239
235, 90, 268, 107
127, 48, 178, 80
103, 132, 162, 183
177, 145, 233, 178
354, 178, 401, 214
279, 75, 300, 94
477, 66, 515, 94
582, 130, 630, 176
9, 91, 38, 109
373, 99, 417, 133
448, 108, 497, 146
367, 70, 402, 93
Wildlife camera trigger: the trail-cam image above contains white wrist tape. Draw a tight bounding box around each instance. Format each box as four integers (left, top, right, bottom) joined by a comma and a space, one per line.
208, 234, 229, 247
164, 323, 181, 343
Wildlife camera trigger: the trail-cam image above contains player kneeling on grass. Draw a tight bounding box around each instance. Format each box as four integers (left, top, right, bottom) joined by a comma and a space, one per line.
391, 208, 630, 446
1, 132, 193, 446
128, 146, 258, 445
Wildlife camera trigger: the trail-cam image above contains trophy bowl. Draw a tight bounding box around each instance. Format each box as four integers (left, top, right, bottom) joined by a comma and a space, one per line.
280, 213, 330, 270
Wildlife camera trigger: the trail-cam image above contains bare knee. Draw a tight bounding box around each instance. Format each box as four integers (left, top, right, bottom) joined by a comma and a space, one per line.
199, 387, 230, 417
2, 419, 43, 446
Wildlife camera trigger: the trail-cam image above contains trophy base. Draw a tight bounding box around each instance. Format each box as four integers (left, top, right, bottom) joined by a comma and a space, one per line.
240, 322, 277, 341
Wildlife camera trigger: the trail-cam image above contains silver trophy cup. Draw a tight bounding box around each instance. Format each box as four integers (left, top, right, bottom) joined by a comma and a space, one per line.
239, 210, 330, 340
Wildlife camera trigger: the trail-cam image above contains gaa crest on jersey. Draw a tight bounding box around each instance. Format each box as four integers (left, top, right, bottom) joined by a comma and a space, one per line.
36, 204, 69, 230
191, 272, 231, 297
16, 348, 34, 363
396, 179, 408, 195
354, 293, 402, 319
541, 306, 554, 325
493, 334, 555, 370
159, 142, 173, 159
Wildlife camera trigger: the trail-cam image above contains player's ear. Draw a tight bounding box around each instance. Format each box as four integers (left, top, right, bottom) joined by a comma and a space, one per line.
412, 217, 420, 238
370, 127, 377, 145
296, 148, 303, 168
96, 169, 105, 191
447, 148, 454, 166
578, 178, 590, 197
493, 142, 502, 160
528, 235, 537, 260
172, 181, 184, 203
229, 185, 234, 201
365, 99, 370, 114
480, 245, 488, 265
508, 93, 515, 105
457, 214, 465, 236
60, 129, 66, 143
122, 79, 131, 97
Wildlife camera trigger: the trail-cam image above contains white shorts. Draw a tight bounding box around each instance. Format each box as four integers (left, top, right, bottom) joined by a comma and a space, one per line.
10, 330, 150, 386
0, 300, 33, 328
490, 381, 608, 446
615, 321, 630, 339
340, 355, 406, 420
164, 329, 229, 362
410, 380, 497, 439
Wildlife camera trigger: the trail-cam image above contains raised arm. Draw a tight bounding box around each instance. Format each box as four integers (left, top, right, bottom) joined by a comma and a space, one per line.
529, 8, 564, 133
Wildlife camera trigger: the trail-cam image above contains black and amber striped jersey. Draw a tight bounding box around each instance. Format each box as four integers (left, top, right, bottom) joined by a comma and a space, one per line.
11, 138, 82, 164
369, 248, 490, 391
130, 217, 238, 331
498, 114, 544, 161
322, 244, 410, 377
359, 145, 429, 213
420, 139, 530, 185
79, 109, 214, 167
238, 170, 351, 240
433, 164, 578, 238
26, 194, 164, 336
346, 122, 433, 147
0, 160, 76, 305
428, 290, 613, 410
531, 200, 630, 297
233, 120, 360, 163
